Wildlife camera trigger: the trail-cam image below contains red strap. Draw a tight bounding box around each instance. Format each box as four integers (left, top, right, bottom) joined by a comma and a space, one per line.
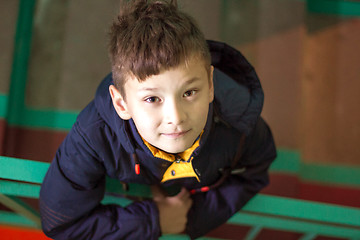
200, 186, 210, 192
190, 186, 210, 195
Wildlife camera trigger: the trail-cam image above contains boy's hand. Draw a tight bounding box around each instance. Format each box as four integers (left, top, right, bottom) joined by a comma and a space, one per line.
151, 185, 193, 234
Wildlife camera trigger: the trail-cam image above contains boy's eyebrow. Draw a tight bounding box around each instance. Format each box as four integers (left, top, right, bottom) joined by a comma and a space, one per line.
185, 77, 201, 85
139, 87, 159, 92
138, 77, 202, 92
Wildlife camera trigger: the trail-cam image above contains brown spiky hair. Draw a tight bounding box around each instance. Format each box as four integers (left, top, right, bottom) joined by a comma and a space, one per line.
108, 0, 211, 98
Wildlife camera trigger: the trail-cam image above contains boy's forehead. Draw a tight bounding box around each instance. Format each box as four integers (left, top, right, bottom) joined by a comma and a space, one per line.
124, 59, 209, 90
126, 54, 207, 78
136, 58, 206, 79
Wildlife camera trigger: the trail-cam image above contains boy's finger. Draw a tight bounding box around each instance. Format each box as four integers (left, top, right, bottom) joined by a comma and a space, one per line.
176, 187, 190, 200
185, 197, 193, 208
183, 193, 193, 209
150, 185, 167, 199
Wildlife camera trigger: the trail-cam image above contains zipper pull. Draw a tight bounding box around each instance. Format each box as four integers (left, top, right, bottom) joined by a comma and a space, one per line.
175, 155, 182, 163
135, 163, 140, 175
132, 153, 141, 175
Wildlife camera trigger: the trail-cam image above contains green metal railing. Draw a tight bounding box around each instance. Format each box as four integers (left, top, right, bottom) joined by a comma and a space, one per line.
1, 156, 360, 240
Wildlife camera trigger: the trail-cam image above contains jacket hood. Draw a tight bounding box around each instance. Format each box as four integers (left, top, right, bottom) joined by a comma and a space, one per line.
94, 40, 264, 151
208, 40, 264, 135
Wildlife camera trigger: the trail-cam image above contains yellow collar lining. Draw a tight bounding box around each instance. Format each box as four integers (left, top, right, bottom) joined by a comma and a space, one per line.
142, 132, 203, 162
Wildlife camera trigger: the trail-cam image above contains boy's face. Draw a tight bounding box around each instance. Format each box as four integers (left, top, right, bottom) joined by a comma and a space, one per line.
110, 57, 214, 154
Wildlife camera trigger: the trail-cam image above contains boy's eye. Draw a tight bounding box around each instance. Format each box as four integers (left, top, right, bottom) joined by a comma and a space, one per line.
145, 96, 161, 103
183, 90, 197, 97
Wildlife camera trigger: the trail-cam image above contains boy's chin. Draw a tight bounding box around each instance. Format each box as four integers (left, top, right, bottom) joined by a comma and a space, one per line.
161, 146, 188, 154
158, 142, 192, 154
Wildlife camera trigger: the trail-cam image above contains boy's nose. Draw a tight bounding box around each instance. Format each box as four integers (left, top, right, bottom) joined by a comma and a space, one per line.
164, 101, 186, 125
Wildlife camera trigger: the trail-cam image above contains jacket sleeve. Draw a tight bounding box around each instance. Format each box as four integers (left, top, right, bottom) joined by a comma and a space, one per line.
185, 117, 276, 239
39, 123, 161, 240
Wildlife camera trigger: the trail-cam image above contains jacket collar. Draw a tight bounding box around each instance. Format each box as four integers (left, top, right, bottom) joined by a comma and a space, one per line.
141, 133, 202, 162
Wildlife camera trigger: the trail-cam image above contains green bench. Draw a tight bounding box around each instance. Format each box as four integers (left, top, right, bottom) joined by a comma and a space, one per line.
1, 156, 360, 240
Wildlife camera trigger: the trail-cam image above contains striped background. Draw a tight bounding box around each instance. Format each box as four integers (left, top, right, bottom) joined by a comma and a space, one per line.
1, 0, 360, 239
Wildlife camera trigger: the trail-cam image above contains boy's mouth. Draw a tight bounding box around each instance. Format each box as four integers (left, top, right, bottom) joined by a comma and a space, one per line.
161, 130, 190, 139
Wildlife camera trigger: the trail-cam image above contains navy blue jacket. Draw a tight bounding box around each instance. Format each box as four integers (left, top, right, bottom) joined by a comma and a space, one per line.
39, 40, 276, 239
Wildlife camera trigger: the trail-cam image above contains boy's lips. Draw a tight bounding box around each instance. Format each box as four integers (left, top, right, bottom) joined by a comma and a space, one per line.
161, 130, 190, 138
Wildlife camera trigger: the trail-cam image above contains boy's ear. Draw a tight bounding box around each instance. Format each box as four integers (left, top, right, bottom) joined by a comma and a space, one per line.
109, 85, 132, 120
209, 65, 214, 103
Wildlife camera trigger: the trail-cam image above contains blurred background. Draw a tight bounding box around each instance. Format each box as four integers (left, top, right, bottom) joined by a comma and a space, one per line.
0, 0, 359, 239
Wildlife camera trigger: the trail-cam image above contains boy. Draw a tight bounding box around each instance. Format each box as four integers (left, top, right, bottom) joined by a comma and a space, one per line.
39, 0, 276, 239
